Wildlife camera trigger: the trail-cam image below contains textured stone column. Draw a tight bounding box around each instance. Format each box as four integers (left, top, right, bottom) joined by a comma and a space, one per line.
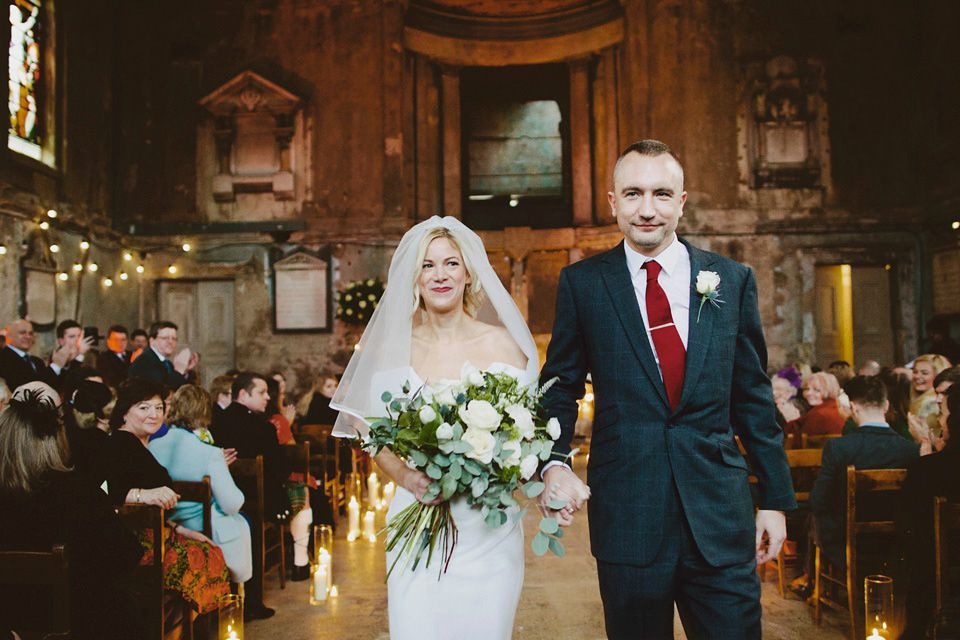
441, 66, 461, 219
569, 59, 593, 227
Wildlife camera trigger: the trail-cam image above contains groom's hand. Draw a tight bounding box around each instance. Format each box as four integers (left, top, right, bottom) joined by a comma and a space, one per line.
755, 509, 787, 564
540, 466, 591, 526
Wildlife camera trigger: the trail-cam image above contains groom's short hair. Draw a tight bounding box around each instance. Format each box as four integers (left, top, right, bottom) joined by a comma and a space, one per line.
614, 140, 684, 188
843, 375, 887, 409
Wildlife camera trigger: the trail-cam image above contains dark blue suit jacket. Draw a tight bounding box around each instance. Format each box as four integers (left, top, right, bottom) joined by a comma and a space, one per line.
541, 238, 796, 568
127, 346, 188, 390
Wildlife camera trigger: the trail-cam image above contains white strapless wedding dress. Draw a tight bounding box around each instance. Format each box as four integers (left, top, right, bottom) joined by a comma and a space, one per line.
380, 363, 531, 640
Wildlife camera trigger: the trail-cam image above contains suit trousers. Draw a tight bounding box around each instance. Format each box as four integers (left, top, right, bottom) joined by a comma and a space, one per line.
596, 482, 761, 640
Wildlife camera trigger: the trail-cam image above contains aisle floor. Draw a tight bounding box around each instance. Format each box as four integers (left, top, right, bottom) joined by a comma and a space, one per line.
248, 465, 849, 640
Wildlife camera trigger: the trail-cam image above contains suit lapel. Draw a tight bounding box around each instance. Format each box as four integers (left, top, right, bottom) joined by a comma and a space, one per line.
674, 238, 717, 414
599, 243, 670, 408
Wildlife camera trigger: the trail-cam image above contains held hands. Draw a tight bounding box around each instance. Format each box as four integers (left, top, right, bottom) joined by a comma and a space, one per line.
755, 509, 787, 564
539, 465, 590, 526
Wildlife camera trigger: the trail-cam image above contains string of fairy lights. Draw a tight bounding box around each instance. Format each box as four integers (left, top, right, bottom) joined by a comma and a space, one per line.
0, 208, 193, 288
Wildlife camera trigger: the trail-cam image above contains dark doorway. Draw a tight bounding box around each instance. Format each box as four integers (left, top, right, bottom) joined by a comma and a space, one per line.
460, 64, 571, 230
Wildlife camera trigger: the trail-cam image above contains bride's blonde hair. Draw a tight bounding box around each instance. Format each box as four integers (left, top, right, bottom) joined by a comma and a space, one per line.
411, 227, 485, 317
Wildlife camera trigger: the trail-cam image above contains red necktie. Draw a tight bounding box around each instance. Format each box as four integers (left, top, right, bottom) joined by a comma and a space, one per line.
642, 260, 686, 410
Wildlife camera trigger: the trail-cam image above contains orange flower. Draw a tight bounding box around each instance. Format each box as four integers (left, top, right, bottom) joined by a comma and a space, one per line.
164, 549, 179, 572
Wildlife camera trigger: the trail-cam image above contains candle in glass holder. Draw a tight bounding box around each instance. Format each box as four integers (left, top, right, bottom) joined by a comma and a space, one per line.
314, 524, 333, 560
347, 497, 361, 541
330, 585, 339, 597
316, 548, 333, 592
345, 472, 362, 505
310, 564, 328, 604
218, 594, 243, 639
865, 575, 893, 639
367, 472, 380, 507
363, 510, 376, 541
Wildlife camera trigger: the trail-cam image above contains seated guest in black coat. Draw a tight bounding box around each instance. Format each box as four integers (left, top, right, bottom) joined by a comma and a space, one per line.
0, 319, 59, 390
64, 379, 115, 481
793, 376, 920, 596
211, 371, 292, 522
127, 321, 198, 391
209, 373, 236, 423
900, 384, 960, 639
0, 382, 143, 640
96, 324, 131, 388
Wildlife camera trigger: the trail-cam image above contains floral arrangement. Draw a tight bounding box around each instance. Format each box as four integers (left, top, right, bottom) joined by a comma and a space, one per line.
336, 278, 385, 326
360, 365, 567, 578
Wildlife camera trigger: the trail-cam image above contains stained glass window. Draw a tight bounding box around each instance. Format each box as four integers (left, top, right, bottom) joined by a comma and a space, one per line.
8, 0, 43, 160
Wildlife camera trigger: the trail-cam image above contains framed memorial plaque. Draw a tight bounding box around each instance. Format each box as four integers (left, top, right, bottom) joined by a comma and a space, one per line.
24, 267, 57, 329
272, 248, 332, 332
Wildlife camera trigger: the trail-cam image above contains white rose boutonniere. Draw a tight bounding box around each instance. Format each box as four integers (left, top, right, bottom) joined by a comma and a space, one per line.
694, 270, 724, 322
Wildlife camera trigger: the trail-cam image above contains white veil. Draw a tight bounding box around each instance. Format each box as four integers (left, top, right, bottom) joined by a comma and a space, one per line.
330, 216, 538, 438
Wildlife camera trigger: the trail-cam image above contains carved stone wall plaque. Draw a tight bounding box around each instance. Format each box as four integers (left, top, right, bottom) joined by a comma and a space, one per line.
272, 249, 331, 332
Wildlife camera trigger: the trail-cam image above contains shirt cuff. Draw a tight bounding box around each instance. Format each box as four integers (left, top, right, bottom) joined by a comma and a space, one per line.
540, 460, 571, 479
50, 363, 62, 375
75, 354, 85, 363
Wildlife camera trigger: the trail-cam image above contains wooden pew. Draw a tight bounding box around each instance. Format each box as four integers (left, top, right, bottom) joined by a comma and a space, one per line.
298, 423, 344, 526
170, 475, 213, 538
936, 496, 960, 612
230, 455, 286, 593
0, 544, 70, 639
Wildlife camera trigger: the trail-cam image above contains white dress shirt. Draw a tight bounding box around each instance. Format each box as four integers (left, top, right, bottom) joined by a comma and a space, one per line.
623, 234, 691, 378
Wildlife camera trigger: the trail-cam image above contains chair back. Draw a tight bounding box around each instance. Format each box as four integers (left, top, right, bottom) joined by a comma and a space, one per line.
803, 433, 842, 448
282, 441, 311, 478
0, 544, 70, 638
170, 475, 213, 538
117, 504, 165, 639
936, 497, 960, 611
229, 457, 265, 524
299, 423, 344, 523
229, 455, 286, 589
785, 447, 823, 502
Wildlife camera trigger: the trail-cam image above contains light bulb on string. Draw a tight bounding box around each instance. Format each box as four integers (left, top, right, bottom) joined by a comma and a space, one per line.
136, 265, 145, 274
80, 240, 90, 251
182, 243, 192, 252
49, 244, 60, 253
168, 265, 177, 274
88, 263, 99, 273
123, 252, 133, 261
39, 221, 50, 230
58, 272, 68, 281
0, 245, 6, 255
119, 271, 128, 281
46, 209, 57, 219
72, 263, 83, 272
103, 278, 113, 287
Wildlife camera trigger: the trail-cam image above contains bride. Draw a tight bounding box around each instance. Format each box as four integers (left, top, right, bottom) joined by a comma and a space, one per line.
331, 216, 586, 639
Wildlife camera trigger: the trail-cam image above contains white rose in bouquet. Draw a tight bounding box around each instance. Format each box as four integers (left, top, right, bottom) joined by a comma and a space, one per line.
458, 399, 501, 431
460, 362, 487, 388
435, 422, 454, 440
462, 427, 496, 464
505, 404, 536, 440
500, 439, 522, 468
430, 379, 461, 406
546, 417, 561, 440
520, 454, 539, 480
419, 405, 438, 424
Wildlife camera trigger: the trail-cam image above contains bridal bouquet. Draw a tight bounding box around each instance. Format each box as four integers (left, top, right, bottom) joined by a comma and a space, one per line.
362, 365, 567, 578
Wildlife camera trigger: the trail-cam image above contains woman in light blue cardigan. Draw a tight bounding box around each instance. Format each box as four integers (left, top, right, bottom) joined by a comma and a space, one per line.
148, 385, 252, 583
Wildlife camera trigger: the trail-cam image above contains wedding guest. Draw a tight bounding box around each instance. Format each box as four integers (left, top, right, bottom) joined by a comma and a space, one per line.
773, 374, 807, 431
872, 368, 912, 440
64, 379, 115, 480
210, 371, 293, 618
130, 329, 148, 352
900, 384, 960, 639
127, 321, 198, 391
859, 360, 882, 376
97, 377, 231, 615
0, 319, 59, 390
299, 373, 340, 426
210, 373, 235, 421
265, 376, 313, 580
827, 360, 855, 387
96, 324, 131, 387
0, 378, 9, 411
782, 372, 845, 448
0, 382, 143, 640
148, 385, 252, 586
909, 354, 951, 416
49, 320, 95, 384
791, 376, 919, 597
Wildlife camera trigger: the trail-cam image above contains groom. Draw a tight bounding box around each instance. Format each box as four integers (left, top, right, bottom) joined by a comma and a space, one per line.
540, 140, 795, 639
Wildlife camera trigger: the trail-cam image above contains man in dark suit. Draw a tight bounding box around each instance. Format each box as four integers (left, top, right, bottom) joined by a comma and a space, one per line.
48, 320, 95, 385
808, 375, 919, 577
540, 140, 795, 639
96, 325, 131, 387
0, 319, 60, 390
209, 371, 293, 620
127, 321, 197, 390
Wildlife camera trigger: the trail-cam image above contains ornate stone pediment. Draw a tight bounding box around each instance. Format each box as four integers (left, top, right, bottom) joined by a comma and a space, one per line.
199, 71, 301, 116
198, 71, 304, 202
